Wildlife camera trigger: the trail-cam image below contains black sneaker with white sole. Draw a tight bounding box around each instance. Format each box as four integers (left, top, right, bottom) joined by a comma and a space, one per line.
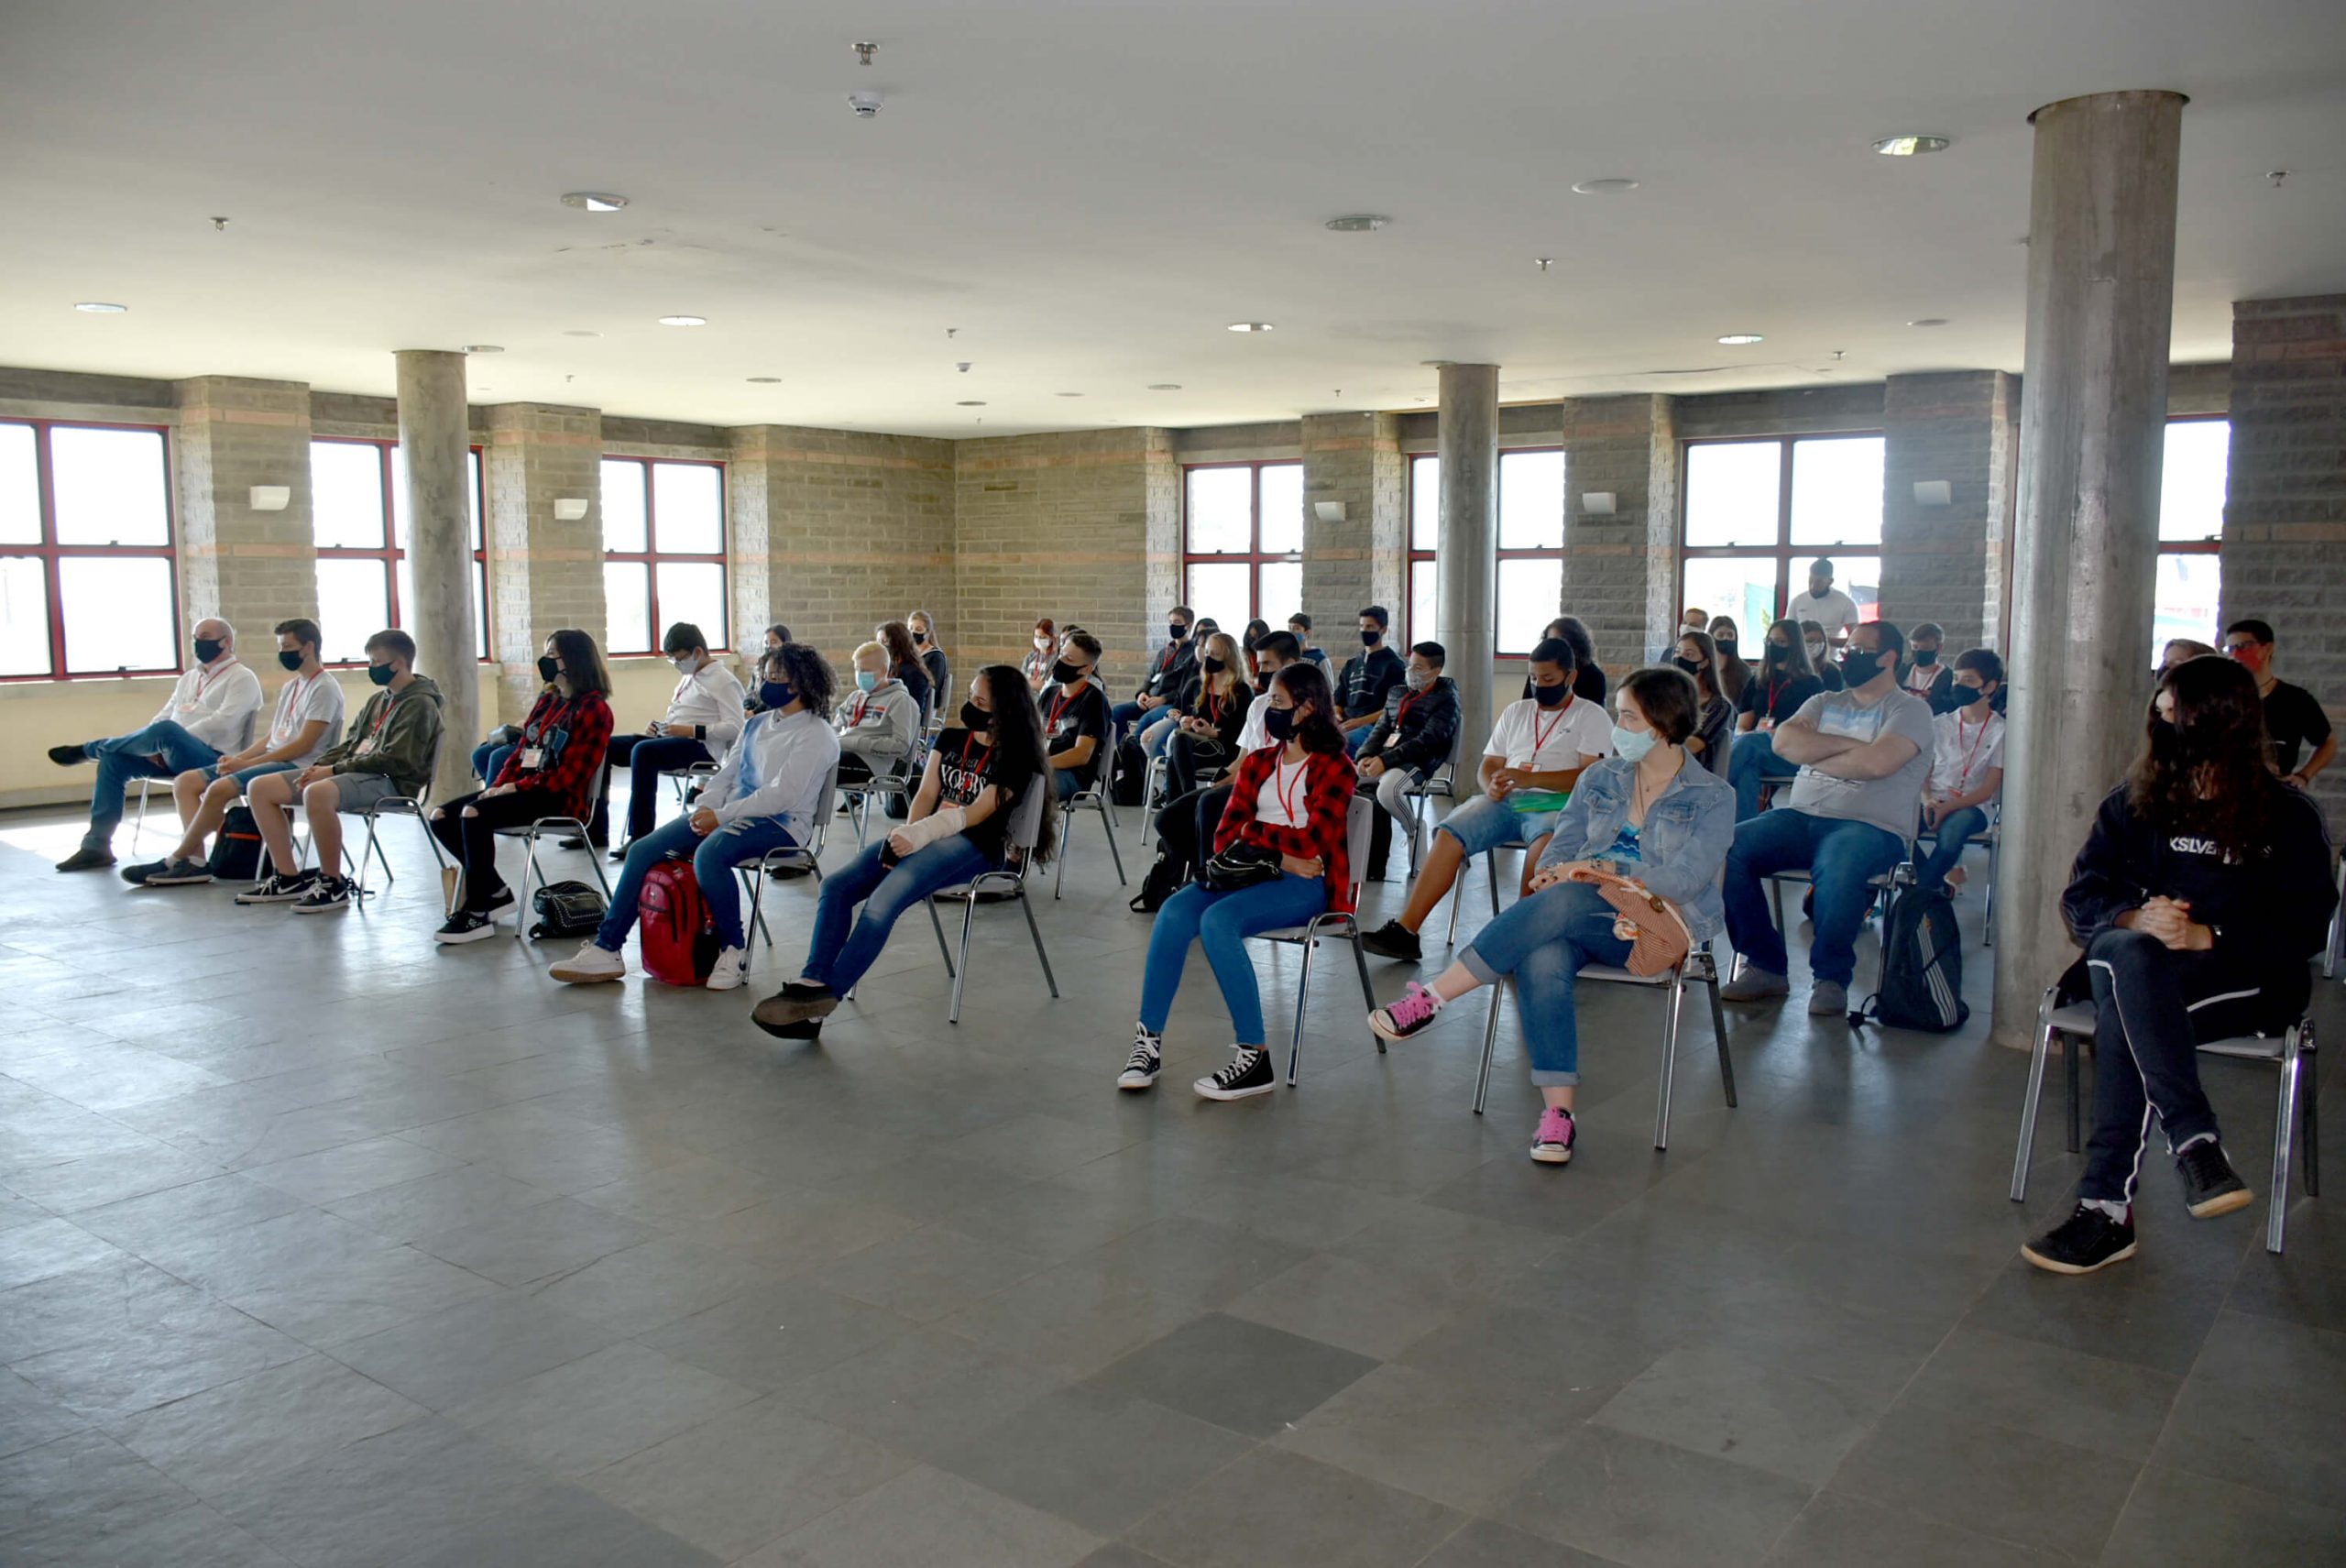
292, 875, 354, 914
2176, 1140, 2251, 1218
1194, 1046, 1275, 1102
1118, 1029, 1163, 1091
235, 868, 319, 905
433, 910, 498, 944
2021, 1203, 2137, 1276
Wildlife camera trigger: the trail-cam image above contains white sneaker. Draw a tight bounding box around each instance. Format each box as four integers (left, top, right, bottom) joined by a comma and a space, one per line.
707, 946, 749, 991
549, 940, 625, 984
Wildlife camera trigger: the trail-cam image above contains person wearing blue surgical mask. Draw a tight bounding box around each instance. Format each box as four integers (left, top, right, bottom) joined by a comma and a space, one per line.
834, 641, 920, 790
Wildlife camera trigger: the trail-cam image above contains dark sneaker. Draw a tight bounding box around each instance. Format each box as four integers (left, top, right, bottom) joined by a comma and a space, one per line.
767, 863, 812, 881
751, 984, 839, 1035
236, 868, 318, 905
1368, 981, 1444, 1043
291, 876, 354, 914
607, 842, 634, 863
1530, 1105, 1576, 1165
433, 910, 498, 945
49, 744, 90, 767
143, 857, 214, 887
2021, 1203, 2137, 1276
1118, 1028, 1163, 1091
1720, 966, 1790, 1003
2176, 1140, 2251, 1219
119, 859, 170, 885
1194, 1046, 1276, 1102
55, 846, 115, 873
1358, 920, 1423, 962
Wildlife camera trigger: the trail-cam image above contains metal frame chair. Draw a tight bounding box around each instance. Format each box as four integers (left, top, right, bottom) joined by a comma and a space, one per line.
1248, 795, 1380, 1085
1401, 724, 1469, 877
1472, 938, 1738, 1150
1053, 740, 1126, 898
1914, 800, 2001, 947
840, 732, 929, 849
127, 707, 260, 851
494, 762, 613, 938
1760, 830, 1917, 997
2009, 984, 2318, 1254
732, 760, 840, 962
926, 787, 1058, 1025
2326, 858, 2343, 982
342, 733, 452, 898
1443, 830, 1533, 946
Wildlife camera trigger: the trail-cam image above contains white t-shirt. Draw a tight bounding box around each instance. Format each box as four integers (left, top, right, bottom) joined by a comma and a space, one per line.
1235, 696, 1272, 751
1255, 753, 1311, 827
266, 671, 346, 765
1928, 707, 2006, 799
1787, 587, 1860, 641
1484, 694, 1613, 772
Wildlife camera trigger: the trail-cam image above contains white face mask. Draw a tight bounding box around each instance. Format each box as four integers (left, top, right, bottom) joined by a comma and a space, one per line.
671, 653, 699, 675
1805, 641, 1826, 662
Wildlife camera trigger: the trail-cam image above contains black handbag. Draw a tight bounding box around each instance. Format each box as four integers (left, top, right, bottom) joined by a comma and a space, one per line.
1200, 840, 1283, 894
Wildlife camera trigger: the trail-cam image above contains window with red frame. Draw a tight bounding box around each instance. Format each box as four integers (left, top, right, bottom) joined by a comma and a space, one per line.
1403, 448, 1568, 655
599, 456, 728, 654
309, 438, 488, 664
1678, 433, 1884, 647
0, 420, 179, 679
1181, 461, 1303, 633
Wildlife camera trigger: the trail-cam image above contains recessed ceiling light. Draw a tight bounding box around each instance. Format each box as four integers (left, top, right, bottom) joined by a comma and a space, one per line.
656, 315, 707, 327
560, 192, 630, 212
1056, 392, 1084, 398
563, 329, 601, 338
746, 376, 781, 384
1570, 178, 1639, 195
1227, 322, 1273, 333
464, 345, 504, 355
73, 302, 128, 313
1146, 383, 1181, 391
1716, 334, 1764, 345
1324, 214, 1390, 233
956, 400, 987, 407
1908, 317, 1950, 327
1872, 135, 1951, 157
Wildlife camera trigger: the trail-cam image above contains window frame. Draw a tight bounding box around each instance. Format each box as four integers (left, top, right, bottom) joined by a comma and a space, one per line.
1675, 429, 1887, 629
1179, 459, 1304, 629
0, 417, 180, 683
308, 435, 490, 667
598, 455, 730, 657
2154, 412, 2227, 658
1403, 445, 1570, 657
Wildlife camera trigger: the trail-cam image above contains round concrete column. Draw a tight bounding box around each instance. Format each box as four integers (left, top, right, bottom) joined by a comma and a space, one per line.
394, 349, 481, 806
1436, 364, 1500, 740
1991, 90, 2185, 1047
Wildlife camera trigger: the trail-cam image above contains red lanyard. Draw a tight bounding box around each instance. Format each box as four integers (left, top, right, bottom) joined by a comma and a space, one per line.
188, 659, 237, 703
1395, 690, 1420, 726
850, 693, 871, 726
1047, 685, 1079, 730
273, 671, 319, 737
959, 734, 992, 773
1953, 712, 1993, 793
1271, 754, 1309, 823
1765, 675, 1789, 714
1201, 686, 1223, 724
366, 689, 400, 740
1529, 697, 1570, 761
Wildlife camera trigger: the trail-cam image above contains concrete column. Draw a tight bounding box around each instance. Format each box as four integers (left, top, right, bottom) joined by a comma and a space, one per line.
1300, 411, 1406, 623
171, 377, 316, 638
1437, 364, 1501, 734
1880, 371, 2016, 653
1991, 90, 2186, 1047
395, 351, 480, 805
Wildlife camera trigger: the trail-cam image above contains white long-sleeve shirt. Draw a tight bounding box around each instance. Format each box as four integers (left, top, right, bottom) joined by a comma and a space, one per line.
660, 659, 748, 750
150, 658, 263, 752
700, 707, 841, 840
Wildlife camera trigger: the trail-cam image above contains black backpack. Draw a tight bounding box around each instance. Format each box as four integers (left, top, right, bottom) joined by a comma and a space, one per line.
1111, 738, 1148, 807
528, 880, 608, 940
206, 806, 266, 882
1854, 883, 1969, 1032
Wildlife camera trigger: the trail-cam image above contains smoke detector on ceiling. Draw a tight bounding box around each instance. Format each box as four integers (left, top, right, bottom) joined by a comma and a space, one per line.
849, 91, 883, 118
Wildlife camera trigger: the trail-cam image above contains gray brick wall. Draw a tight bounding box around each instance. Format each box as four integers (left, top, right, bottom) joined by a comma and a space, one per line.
484, 402, 606, 722
1300, 411, 1405, 623
1880, 370, 2013, 652
171, 377, 318, 640
1560, 394, 1677, 674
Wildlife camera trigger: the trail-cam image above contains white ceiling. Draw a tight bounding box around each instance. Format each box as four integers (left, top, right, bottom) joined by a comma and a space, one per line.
4, 0, 2342, 437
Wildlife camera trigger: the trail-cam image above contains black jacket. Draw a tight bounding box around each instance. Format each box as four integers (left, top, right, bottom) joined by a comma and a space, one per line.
1901, 662, 1957, 714
1170, 675, 1253, 749
1336, 644, 1408, 720
1137, 639, 1198, 702
1363, 676, 1462, 777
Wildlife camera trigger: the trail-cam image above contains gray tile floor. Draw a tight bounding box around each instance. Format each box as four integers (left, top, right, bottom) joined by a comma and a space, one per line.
0, 791, 2340, 1567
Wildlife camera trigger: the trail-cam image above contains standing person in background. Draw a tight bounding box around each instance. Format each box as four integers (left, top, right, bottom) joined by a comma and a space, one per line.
1335, 606, 1409, 754
1163, 631, 1255, 798
1729, 620, 1825, 821
1657, 607, 1708, 663
833, 641, 919, 787
1288, 612, 1330, 671
1241, 620, 1272, 689
1112, 606, 1199, 743
2158, 638, 2215, 680
1913, 649, 2005, 895
877, 620, 931, 730
909, 609, 951, 712
1675, 630, 1735, 780
1355, 641, 1461, 878
1900, 622, 1957, 713
1023, 618, 1058, 692
1525, 617, 1607, 706
50, 617, 265, 873
596, 622, 746, 858
1710, 616, 1752, 706
2224, 619, 2336, 790
1803, 622, 1846, 691
1040, 631, 1113, 802
1788, 558, 1860, 647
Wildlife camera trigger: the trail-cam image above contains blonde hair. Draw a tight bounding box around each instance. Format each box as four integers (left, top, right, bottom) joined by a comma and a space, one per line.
1202, 631, 1243, 690
851, 640, 886, 666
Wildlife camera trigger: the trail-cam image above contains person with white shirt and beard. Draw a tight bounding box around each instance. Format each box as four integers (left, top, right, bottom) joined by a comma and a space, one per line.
1787, 558, 1861, 649
51, 616, 265, 872
595, 621, 747, 856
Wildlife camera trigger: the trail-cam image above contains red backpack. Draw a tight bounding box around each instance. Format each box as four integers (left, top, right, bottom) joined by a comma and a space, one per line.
638, 861, 719, 986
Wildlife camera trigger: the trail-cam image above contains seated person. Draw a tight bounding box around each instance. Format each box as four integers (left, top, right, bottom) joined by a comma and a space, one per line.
1137, 632, 1296, 907
1673, 628, 1735, 780
1287, 612, 1330, 672
751, 664, 1056, 1037
1022, 618, 1058, 692
1359, 637, 1612, 962
1710, 616, 1751, 706
428, 630, 615, 944
1335, 606, 1408, 754
553, 644, 840, 992
1718, 620, 1933, 1016
50, 617, 264, 872
236, 630, 445, 912
1117, 661, 1354, 1102
741, 622, 796, 712
595, 621, 746, 854
1899, 622, 1957, 713
1041, 631, 1113, 802
1134, 611, 1208, 762
1728, 619, 1827, 821
877, 620, 933, 730
2023, 655, 2336, 1277
1240, 620, 1272, 690
123, 618, 345, 886
1112, 608, 1197, 745
909, 609, 951, 716
1522, 617, 1608, 706
1354, 641, 1461, 879
2157, 637, 2214, 681
1802, 621, 1846, 691
1162, 632, 1255, 797
834, 641, 920, 786
1367, 668, 1733, 1164
1913, 649, 2005, 894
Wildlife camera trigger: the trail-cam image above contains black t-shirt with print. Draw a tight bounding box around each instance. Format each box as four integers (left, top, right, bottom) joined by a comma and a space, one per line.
2263, 679, 2332, 774
1041, 681, 1112, 785
932, 727, 1038, 861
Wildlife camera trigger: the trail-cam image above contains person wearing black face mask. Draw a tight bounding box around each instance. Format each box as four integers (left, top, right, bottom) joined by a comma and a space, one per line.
1675, 629, 1735, 781
1112, 604, 1200, 750
1913, 648, 2006, 894
1708, 617, 1751, 705
51, 616, 267, 872
595, 622, 749, 859
1040, 631, 1113, 802
1899, 622, 1957, 713
1728, 618, 1825, 823
1335, 606, 1409, 754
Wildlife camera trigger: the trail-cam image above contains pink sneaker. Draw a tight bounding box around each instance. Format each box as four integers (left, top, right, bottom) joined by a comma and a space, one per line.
1530, 1106, 1575, 1165
1368, 981, 1443, 1043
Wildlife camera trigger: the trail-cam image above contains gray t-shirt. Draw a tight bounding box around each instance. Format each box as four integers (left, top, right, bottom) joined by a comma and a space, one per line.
1782, 687, 1935, 841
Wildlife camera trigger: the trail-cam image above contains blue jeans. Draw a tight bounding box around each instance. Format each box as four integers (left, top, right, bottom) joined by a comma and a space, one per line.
1109, 700, 1148, 744
1053, 767, 1083, 803
1138, 873, 1328, 1046
619, 734, 715, 843
472, 740, 514, 784
1722, 809, 1904, 986
1140, 716, 1178, 758
802, 835, 995, 994
83, 720, 222, 850
1461, 881, 1633, 1086
1343, 726, 1375, 756
595, 813, 799, 953
1915, 806, 1987, 890
1728, 729, 1797, 822
1436, 795, 1559, 858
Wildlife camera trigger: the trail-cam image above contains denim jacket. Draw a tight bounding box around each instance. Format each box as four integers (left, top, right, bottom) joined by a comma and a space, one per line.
1538, 754, 1735, 941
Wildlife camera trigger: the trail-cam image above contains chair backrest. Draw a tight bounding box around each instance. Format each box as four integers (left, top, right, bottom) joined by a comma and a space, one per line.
804, 759, 841, 855
1343, 793, 1375, 901
237, 704, 262, 751
1005, 782, 1048, 855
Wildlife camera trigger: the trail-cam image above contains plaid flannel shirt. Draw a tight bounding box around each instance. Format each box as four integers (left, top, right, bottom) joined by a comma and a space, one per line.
1212, 744, 1354, 915
494, 691, 615, 821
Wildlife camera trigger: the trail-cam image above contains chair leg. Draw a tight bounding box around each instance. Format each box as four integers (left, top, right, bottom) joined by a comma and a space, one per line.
2270, 1022, 2306, 1254
1700, 951, 1736, 1107
1350, 935, 1382, 1056
1098, 799, 1126, 885
1473, 986, 1503, 1114
2010, 998, 2055, 1202
948, 898, 978, 1025
1444, 851, 1474, 946
131, 782, 147, 851
511, 836, 539, 941
1653, 969, 1688, 1151
928, 898, 956, 978
1983, 837, 1998, 948
1286, 936, 1319, 1086
1020, 893, 1059, 998
1054, 808, 1073, 900
744, 870, 769, 961
355, 816, 381, 898
2301, 1025, 2319, 1199
2063, 1019, 2082, 1155
1770, 875, 1784, 938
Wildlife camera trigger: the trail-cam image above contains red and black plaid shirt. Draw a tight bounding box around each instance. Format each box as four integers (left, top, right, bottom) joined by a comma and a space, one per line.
494, 691, 614, 821
1212, 744, 1354, 915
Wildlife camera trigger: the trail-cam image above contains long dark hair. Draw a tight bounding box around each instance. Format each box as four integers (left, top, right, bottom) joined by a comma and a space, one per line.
762, 643, 838, 723
2126, 655, 2279, 861
972, 663, 1060, 865
1675, 628, 1725, 703
548, 628, 612, 698
1758, 618, 1815, 680
1544, 616, 1597, 673
1272, 661, 1345, 755
877, 620, 920, 672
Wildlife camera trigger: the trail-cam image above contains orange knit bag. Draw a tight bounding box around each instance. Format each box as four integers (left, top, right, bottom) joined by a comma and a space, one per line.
1566, 865, 1693, 978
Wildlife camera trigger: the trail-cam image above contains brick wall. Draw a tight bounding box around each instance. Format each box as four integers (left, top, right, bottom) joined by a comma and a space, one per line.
1300, 411, 1405, 623
172, 377, 318, 639
1880, 370, 2014, 652
2221, 294, 2346, 826
1559, 394, 1677, 673
484, 402, 605, 722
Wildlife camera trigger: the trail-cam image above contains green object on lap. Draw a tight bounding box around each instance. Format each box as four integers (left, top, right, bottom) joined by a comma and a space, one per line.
1507, 789, 1572, 817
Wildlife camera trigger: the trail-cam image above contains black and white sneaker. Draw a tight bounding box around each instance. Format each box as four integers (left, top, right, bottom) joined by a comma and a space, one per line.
235, 868, 318, 905
143, 857, 214, 886
1118, 1029, 1163, 1091
1358, 920, 1423, 962
292, 876, 354, 914
1194, 1046, 1275, 1102
2021, 1203, 2137, 1276
433, 910, 497, 944
2176, 1139, 2252, 1219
